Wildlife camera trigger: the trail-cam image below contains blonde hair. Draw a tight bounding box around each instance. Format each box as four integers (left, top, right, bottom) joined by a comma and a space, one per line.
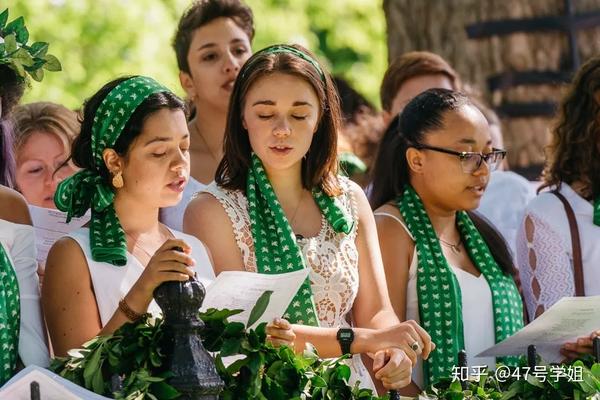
11, 102, 79, 155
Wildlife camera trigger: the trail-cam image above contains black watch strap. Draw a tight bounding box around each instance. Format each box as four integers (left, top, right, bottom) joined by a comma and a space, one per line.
336, 328, 354, 355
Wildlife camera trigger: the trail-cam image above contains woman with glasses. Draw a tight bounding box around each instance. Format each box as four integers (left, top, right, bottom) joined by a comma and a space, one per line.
370, 88, 525, 395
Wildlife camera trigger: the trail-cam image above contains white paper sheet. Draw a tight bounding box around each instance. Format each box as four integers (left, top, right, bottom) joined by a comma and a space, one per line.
28, 205, 90, 265
0, 365, 110, 399
477, 295, 600, 362
201, 269, 311, 328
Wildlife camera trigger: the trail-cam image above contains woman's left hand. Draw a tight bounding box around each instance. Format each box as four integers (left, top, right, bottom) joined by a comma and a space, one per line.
560, 329, 600, 360
372, 347, 412, 390
265, 318, 296, 348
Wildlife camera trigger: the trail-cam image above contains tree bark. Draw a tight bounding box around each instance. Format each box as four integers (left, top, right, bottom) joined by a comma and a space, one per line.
383, 0, 600, 177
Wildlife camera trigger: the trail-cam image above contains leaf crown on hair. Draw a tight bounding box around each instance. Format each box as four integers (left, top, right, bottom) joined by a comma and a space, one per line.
0, 8, 61, 82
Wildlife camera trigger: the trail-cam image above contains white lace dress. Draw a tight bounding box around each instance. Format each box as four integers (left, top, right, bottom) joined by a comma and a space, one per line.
203, 179, 376, 391
516, 184, 600, 321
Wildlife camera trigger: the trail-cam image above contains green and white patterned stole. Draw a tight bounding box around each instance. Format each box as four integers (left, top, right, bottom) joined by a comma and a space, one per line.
54, 76, 171, 266
0, 244, 20, 385
247, 153, 353, 326
398, 185, 523, 386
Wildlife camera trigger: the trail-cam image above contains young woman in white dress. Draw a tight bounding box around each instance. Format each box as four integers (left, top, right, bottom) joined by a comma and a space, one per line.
371, 89, 524, 395
42, 76, 219, 357
184, 44, 434, 392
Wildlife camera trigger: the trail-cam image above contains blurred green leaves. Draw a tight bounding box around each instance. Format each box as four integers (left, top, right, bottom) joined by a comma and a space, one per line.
7, 0, 385, 109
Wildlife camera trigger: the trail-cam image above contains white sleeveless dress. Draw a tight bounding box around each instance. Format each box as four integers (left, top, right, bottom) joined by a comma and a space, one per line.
67, 227, 215, 326
202, 178, 376, 391
374, 212, 496, 389
0, 219, 49, 368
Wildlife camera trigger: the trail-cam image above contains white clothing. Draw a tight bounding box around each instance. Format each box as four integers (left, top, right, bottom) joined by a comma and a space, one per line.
67, 227, 215, 326
160, 177, 207, 231
477, 171, 536, 258
0, 219, 49, 368
203, 178, 376, 391
516, 183, 600, 321
374, 212, 496, 389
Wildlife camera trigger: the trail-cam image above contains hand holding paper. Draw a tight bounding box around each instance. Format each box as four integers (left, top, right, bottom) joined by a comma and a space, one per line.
478, 295, 600, 362
201, 269, 311, 328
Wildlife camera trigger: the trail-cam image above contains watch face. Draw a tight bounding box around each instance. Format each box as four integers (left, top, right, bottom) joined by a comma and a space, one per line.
339, 331, 352, 340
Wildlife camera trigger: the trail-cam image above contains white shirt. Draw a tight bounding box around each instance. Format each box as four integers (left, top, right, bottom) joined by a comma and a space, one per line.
477, 171, 537, 258
67, 227, 215, 326
160, 177, 207, 231
516, 183, 600, 321
0, 219, 49, 368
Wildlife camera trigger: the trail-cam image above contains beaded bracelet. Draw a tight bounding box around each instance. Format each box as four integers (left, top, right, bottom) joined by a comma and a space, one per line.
118, 298, 145, 322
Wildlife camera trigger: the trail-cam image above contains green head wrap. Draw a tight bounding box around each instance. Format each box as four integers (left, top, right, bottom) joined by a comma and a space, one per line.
54, 76, 171, 266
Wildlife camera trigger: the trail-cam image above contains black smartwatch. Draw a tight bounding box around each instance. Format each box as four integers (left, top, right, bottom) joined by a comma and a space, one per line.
336, 328, 354, 355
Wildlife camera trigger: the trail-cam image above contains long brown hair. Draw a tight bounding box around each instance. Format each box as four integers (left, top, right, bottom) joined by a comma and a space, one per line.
540, 56, 600, 199
216, 44, 343, 196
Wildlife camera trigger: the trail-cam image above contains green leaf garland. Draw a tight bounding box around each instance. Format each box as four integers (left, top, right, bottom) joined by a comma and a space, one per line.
0, 8, 61, 82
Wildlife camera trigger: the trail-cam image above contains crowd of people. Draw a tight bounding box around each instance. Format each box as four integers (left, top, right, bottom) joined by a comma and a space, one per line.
1, 0, 599, 396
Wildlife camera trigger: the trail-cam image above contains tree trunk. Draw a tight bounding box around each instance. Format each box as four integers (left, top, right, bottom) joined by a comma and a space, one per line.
383, 0, 600, 178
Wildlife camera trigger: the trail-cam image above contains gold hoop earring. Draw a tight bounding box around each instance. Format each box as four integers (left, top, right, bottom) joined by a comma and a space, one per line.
112, 171, 124, 189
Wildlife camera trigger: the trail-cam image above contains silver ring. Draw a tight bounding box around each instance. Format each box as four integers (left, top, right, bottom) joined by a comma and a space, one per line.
410, 341, 420, 351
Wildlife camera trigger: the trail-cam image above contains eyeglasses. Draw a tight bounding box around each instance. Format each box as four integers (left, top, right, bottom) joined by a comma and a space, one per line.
412, 144, 506, 173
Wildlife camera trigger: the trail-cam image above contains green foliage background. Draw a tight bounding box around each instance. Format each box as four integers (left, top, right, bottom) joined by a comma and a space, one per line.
6, 0, 386, 110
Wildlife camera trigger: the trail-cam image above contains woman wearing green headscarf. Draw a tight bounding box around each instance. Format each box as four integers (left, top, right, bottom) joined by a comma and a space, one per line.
184, 44, 434, 392
42, 76, 217, 357
370, 89, 524, 395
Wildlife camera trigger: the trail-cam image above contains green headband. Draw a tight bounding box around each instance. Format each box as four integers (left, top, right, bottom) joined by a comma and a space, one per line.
90, 76, 169, 167
55, 76, 172, 266
242, 44, 325, 81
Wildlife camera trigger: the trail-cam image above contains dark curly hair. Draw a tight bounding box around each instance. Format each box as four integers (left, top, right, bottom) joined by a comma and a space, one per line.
540, 56, 600, 200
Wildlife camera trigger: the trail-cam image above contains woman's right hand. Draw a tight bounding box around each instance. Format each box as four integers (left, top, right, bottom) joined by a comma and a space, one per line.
266, 318, 296, 348
372, 347, 413, 390
370, 320, 435, 366
131, 238, 196, 299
